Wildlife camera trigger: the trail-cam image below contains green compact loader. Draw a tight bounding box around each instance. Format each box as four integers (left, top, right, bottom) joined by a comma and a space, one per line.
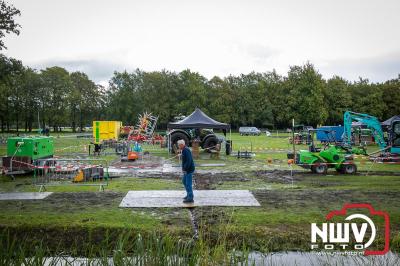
288, 129, 357, 174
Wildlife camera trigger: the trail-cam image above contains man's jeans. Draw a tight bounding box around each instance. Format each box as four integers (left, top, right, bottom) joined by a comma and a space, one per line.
182, 172, 194, 200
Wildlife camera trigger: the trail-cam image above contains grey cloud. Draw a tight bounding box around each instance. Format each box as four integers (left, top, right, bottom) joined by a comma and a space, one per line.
28, 52, 400, 84
320, 52, 400, 82
228, 41, 280, 65
30, 59, 128, 84
244, 43, 280, 63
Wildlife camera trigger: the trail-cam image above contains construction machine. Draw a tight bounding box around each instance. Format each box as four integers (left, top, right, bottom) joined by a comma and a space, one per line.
343, 111, 400, 160
288, 129, 357, 174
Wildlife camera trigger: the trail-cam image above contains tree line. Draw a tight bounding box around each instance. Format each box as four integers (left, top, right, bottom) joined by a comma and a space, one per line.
0, 54, 106, 132
1, 54, 399, 132
1, 0, 399, 132
107, 64, 400, 129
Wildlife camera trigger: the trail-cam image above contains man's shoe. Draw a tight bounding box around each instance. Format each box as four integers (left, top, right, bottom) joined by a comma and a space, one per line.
183, 196, 188, 200
183, 198, 194, 203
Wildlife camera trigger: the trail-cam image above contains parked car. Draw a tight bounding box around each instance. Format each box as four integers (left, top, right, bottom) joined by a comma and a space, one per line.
239, 127, 261, 136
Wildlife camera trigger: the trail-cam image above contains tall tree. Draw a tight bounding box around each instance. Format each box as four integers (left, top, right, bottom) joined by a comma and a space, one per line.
350, 78, 386, 120
262, 70, 285, 128
0, 54, 23, 131
285, 63, 328, 127
0, 0, 21, 50
141, 70, 179, 127
324, 76, 352, 125
175, 70, 208, 115
70, 71, 100, 131
40, 67, 72, 131
381, 75, 400, 119
107, 70, 145, 124
207, 76, 235, 126
17, 67, 41, 132
224, 72, 274, 128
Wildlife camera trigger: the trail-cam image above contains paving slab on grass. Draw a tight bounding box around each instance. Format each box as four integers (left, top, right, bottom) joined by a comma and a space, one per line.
0, 192, 53, 200
119, 190, 260, 208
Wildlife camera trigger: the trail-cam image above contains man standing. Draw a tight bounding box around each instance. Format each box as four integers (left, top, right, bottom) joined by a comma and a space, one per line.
178, 139, 195, 203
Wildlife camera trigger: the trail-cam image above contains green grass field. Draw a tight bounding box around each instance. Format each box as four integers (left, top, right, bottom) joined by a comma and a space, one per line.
0, 132, 399, 254
1, 131, 399, 172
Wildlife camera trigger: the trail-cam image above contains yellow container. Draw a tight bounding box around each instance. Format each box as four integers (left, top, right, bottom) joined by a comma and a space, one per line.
93, 121, 122, 143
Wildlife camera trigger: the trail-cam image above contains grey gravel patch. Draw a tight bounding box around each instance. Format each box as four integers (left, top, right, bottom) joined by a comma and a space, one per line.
119, 190, 260, 208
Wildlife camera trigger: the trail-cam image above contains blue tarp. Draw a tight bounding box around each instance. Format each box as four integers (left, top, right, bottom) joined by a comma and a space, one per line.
316, 126, 344, 142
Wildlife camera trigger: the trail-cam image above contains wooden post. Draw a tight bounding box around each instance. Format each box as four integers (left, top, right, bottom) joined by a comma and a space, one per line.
292, 119, 296, 162
191, 139, 200, 159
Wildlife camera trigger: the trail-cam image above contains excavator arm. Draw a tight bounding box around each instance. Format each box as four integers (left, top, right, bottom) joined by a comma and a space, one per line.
343, 111, 387, 151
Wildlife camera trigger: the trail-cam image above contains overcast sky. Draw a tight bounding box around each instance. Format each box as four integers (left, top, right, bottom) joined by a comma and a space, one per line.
3, 0, 400, 85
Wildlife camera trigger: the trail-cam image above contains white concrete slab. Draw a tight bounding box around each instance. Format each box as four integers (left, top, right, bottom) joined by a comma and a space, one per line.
0, 192, 53, 200
119, 190, 260, 208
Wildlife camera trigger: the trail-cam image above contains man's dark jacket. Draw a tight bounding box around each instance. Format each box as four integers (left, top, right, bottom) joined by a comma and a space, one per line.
182, 146, 195, 173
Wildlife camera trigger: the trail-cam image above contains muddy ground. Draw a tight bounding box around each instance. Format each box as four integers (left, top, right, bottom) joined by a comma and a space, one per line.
110, 154, 165, 169
1, 169, 399, 253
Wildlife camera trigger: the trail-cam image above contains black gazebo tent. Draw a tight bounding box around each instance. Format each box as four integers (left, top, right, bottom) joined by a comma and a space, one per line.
167, 108, 231, 154
167, 108, 230, 131
381, 115, 400, 127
